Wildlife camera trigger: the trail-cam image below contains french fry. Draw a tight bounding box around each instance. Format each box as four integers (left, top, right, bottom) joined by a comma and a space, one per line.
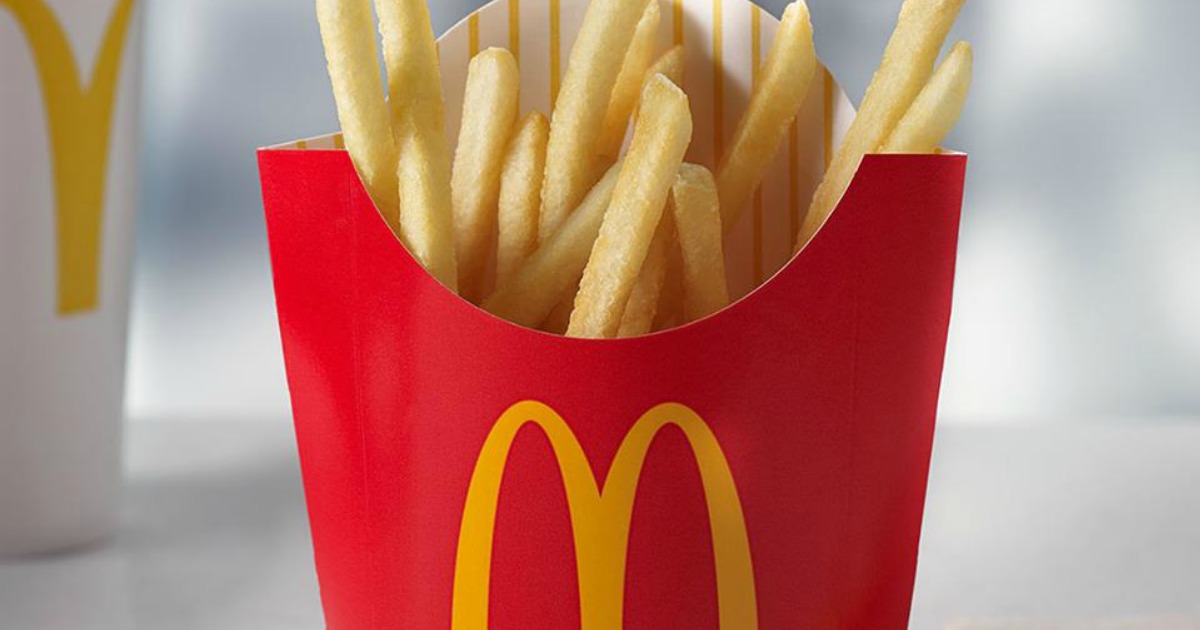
631, 46, 687, 331
319, 0, 972, 337
596, 1, 662, 160
638, 46, 688, 331
630, 45, 685, 129
484, 165, 622, 328
540, 0, 654, 243
881, 41, 972, 153
394, 135, 459, 290
568, 75, 693, 339
375, 0, 458, 290
497, 112, 550, 289
541, 152, 621, 333
315, 0, 399, 224
452, 48, 521, 302
672, 164, 729, 321
617, 211, 674, 337
797, 0, 966, 250
716, 1, 816, 232
375, 0, 446, 134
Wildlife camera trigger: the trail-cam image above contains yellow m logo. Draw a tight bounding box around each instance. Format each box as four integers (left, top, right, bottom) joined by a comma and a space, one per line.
453, 401, 759, 629
3, 0, 136, 314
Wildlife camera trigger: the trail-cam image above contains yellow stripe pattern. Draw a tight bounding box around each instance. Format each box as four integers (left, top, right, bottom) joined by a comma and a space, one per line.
469, 13, 481, 57
673, 0, 685, 46
508, 0, 520, 65
712, 0, 724, 160
823, 66, 834, 172
509, 0, 521, 111
549, 0, 561, 106
750, 5, 763, 284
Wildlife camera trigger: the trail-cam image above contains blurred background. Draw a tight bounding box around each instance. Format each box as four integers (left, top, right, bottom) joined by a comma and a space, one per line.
129, 0, 1200, 425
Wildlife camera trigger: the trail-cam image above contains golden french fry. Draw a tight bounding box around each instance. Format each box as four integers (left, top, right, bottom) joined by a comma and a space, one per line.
375, 0, 446, 135
673, 164, 729, 321
497, 111, 550, 289
375, 0, 458, 290
484, 165, 622, 328
315, 0, 399, 224
881, 41, 972, 153
635, 46, 688, 331
568, 75, 693, 339
716, 1, 816, 232
540, 0, 654, 243
538, 153, 621, 333
617, 209, 674, 337
395, 134, 459, 290
630, 45, 685, 128
798, 0, 966, 250
452, 48, 521, 302
596, 1, 662, 160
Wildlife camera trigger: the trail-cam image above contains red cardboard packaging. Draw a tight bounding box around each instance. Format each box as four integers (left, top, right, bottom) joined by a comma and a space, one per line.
258, 1, 967, 627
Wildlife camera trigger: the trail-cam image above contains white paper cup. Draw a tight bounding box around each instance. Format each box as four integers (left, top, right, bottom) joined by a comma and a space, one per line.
0, 0, 142, 555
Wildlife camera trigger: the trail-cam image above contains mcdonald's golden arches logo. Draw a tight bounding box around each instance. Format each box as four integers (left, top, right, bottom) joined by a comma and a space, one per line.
453, 401, 759, 629
2, 0, 136, 315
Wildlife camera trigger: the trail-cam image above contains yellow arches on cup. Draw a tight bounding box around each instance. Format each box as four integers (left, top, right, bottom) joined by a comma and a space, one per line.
1, 0, 137, 315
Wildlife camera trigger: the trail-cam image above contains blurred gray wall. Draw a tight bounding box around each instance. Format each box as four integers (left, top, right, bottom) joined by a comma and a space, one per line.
129, 0, 1200, 422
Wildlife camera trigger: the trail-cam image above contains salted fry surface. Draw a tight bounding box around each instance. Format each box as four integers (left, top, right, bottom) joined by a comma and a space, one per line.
597, 1, 662, 160
540, 0, 653, 243
617, 211, 674, 337
630, 45, 685, 128
673, 164, 730, 321
497, 112, 551, 288
452, 48, 521, 301
568, 75, 693, 339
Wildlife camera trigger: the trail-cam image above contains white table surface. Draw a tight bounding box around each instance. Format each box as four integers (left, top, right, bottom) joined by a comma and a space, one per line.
2, 420, 1198, 630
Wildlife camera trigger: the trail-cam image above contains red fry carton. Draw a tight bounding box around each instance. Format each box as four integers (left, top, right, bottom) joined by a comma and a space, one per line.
258, 0, 967, 627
